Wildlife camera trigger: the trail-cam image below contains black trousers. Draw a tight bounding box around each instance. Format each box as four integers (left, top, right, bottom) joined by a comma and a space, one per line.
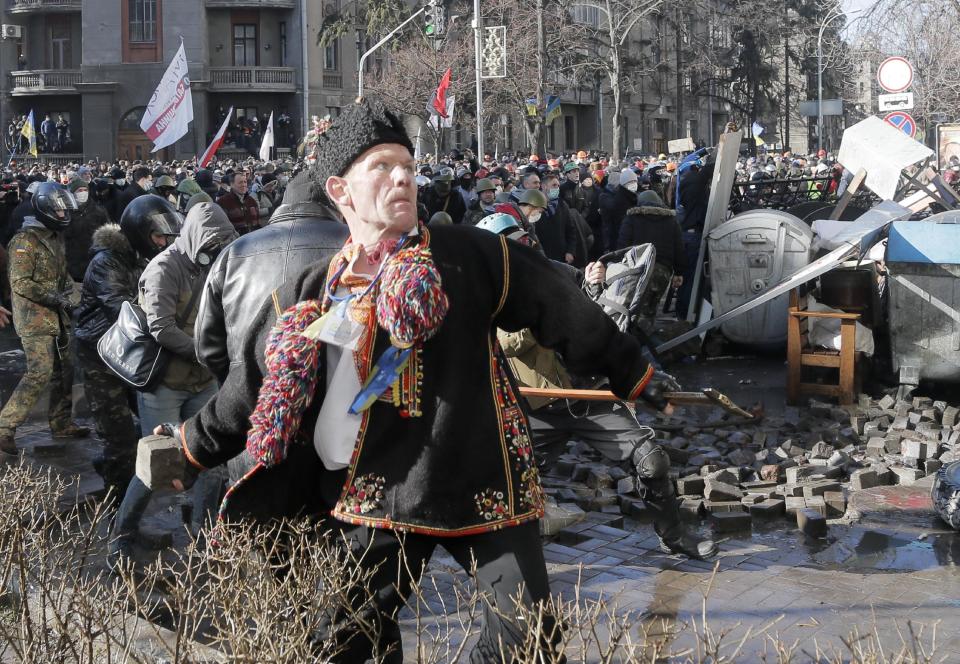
328, 520, 559, 663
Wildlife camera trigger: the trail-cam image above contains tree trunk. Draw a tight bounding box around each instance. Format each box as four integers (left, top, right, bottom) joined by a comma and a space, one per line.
611, 76, 623, 162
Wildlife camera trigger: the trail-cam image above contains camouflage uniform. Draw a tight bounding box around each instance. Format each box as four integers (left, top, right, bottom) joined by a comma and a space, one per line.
0, 224, 76, 440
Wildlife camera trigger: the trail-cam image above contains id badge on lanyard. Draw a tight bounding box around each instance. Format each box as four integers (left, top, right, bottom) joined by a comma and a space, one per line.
311, 298, 364, 350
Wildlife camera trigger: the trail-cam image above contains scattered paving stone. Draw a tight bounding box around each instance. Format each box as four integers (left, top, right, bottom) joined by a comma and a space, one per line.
802, 480, 842, 499
803, 495, 828, 517
703, 500, 745, 513
616, 477, 636, 495
676, 476, 705, 496
823, 491, 847, 517
750, 498, 786, 518
850, 468, 879, 490
891, 466, 924, 486
760, 464, 783, 482
710, 511, 751, 532
704, 479, 743, 501
796, 508, 828, 537
540, 503, 586, 536
585, 468, 614, 490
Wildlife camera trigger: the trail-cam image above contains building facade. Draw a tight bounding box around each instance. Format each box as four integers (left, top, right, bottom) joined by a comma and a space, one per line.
0, 0, 846, 162
1, 0, 305, 162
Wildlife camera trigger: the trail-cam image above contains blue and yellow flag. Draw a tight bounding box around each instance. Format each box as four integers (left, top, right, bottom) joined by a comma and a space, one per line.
545, 95, 562, 125
20, 109, 37, 157
525, 97, 538, 117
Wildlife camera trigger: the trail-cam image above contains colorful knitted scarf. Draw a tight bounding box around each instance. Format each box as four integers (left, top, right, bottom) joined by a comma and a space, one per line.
241, 228, 448, 475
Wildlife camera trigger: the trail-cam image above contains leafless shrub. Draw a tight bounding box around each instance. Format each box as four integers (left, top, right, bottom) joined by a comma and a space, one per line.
0, 463, 948, 663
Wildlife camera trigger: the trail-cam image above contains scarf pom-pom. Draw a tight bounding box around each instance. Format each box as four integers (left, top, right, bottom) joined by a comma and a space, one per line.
376, 251, 449, 348
246, 300, 324, 468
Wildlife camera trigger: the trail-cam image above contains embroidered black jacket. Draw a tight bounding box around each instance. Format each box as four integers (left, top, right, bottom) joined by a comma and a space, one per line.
182, 224, 654, 535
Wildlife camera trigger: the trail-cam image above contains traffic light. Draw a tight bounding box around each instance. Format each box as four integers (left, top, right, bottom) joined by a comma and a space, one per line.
424, 0, 446, 38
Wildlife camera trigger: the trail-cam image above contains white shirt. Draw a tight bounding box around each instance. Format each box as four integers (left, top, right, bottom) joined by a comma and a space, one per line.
313, 334, 364, 471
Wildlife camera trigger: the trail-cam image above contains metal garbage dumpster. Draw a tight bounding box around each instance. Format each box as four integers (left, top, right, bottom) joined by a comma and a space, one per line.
887, 215, 960, 383
708, 210, 814, 347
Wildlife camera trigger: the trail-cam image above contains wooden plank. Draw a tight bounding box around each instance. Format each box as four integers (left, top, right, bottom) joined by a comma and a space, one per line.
839, 319, 857, 404
801, 354, 841, 368
800, 383, 842, 397
786, 289, 802, 405
829, 168, 866, 220
792, 310, 861, 321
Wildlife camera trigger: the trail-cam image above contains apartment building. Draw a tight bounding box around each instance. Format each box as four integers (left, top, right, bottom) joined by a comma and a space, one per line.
0, 0, 305, 161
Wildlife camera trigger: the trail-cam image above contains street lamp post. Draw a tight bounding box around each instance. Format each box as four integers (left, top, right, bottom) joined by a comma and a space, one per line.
358, 6, 427, 98
816, 6, 843, 153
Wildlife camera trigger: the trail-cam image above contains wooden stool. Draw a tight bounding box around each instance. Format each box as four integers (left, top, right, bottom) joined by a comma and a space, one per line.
787, 288, 860, 405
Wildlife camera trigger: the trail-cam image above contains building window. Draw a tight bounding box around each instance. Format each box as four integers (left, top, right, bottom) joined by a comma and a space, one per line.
547, 122, 555, 149
123, 0, 162, 62
570, 5, 600, 27
279, 22, 287, 66
326, 106, 340, 118
47, 18, 72, 69
129, 0, 157, 43
324, 39, 339, 70
564, 115, 574, 148
234, 24, 257, 66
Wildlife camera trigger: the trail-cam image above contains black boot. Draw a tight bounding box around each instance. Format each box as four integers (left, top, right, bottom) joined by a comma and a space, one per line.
633, 441, 718, 560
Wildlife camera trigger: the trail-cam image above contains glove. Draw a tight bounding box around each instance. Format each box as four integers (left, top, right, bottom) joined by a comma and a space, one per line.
57, 295, 75, 317
637, 370, 682, 412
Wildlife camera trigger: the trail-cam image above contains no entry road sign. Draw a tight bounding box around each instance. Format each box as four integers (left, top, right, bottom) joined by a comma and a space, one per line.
884, 111, 917, 138
877, 57, 913, 93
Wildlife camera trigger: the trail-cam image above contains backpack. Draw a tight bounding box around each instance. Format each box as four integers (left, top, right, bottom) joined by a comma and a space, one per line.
591, 243, 656, 333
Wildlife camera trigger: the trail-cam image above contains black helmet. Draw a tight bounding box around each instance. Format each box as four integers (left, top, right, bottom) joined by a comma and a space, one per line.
120, 194, 182, 259
31, 182, 77, 231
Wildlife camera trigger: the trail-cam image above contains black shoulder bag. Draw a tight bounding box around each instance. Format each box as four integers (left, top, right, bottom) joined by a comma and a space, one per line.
97, 283, 204, 391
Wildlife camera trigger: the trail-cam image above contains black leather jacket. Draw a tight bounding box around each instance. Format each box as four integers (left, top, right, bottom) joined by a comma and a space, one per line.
194, 201, 349, 382
74, 224, 145, 346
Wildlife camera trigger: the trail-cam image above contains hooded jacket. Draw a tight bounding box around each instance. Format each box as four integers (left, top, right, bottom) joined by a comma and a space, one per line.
74, 224, 144, 345
139, 203, 238, 391
616, 194, 686, 273
195, 173, 350, 383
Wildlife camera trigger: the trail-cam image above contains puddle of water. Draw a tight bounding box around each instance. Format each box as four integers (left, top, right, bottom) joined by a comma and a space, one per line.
813, 530, 960, 572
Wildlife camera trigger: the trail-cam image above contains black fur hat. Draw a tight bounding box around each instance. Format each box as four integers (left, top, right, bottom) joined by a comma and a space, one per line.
313, 97, 413, 183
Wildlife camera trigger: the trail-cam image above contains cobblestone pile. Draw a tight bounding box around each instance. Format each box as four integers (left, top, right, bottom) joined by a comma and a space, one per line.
541, 393, 960, 537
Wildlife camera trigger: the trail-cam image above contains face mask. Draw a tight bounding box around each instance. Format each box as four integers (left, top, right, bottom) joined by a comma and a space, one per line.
528, 211, 542, 224
547, 188, 560, 201
434, 183, 451, 196
75, 191, 89, 204
116, 179, 126, 186
495, 185, 503, 194
168, 194, 178, 204
624, 181, 638, 192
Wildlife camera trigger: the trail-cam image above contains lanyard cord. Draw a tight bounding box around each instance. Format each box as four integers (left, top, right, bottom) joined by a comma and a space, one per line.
326, 233, 411, 304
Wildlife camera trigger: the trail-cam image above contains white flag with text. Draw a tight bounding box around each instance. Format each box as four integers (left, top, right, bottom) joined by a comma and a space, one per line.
140, 41, 194, 152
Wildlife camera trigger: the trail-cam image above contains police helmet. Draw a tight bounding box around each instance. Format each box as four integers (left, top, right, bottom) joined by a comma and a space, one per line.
31, 182, 78, 231
120, 194, 183, 259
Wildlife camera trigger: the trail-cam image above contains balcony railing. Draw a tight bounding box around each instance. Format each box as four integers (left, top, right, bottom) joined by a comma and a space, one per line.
205, 0, 294, 8
322, 72, 342, 89
208, 67, 296, 91
9, 0, 81, 12
10, 69, 81, 94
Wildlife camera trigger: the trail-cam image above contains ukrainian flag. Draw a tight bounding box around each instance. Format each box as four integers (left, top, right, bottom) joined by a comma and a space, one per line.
545, 95, 562, 126
525, 97, 538, 117
20, 109, 37, 157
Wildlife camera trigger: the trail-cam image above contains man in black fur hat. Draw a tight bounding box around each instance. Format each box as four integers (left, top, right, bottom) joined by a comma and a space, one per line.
151, 97, 676, 662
